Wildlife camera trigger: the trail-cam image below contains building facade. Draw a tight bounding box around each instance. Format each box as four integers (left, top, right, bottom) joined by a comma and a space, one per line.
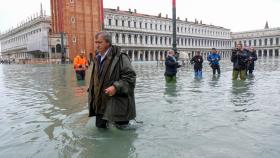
231, 26, 280, 57
50, 0, 102, 60
104, 8, 233, 61
0, 12, 51, 63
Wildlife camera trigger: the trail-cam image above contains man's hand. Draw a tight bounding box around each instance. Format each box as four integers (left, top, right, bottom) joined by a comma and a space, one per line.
104, 86, 117, 96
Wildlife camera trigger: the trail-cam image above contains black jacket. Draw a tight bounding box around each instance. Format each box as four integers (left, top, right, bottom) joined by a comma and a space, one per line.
191, 55, 203, 70
247, 51, 258, 70
231, 49, 248, 70
165, 56, 180, 76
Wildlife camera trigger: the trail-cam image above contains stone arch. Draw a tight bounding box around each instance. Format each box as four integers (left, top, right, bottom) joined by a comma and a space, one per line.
275, 49, 279, 57
263, 50, 268, 57
258, 50, 262, 57
145, 50, 149, 61
269, 49, 273, 56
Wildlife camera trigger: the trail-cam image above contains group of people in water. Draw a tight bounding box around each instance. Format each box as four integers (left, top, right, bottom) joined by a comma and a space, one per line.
71, 33, 258, 129
165, 43, 258, 82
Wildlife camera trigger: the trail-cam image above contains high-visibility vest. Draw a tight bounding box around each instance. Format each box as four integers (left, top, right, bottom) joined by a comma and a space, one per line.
73, 55, 88, 69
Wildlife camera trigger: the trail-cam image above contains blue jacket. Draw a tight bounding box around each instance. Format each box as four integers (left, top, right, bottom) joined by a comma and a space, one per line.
165, 56, 180, 76
207, 53, 221, 65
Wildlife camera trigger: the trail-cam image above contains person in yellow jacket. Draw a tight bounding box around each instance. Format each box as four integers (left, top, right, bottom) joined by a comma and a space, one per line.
73, 50, 89, 80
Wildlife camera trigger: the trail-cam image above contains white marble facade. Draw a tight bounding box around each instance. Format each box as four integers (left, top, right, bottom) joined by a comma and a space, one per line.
0, 14, 51, 61
104, 8, 233, 61
231, 27, 280, 57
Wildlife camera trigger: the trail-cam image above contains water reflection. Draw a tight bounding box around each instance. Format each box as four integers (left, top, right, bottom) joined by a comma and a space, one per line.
231, 80, 258, 113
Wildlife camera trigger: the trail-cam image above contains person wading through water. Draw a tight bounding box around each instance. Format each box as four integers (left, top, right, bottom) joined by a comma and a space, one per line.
88, 32, 137, 129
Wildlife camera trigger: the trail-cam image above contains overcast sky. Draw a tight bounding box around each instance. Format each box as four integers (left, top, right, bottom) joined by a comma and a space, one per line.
0, 0, 279, 33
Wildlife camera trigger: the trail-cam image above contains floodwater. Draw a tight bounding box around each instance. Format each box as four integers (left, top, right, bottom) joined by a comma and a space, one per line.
0, 57, 280, 158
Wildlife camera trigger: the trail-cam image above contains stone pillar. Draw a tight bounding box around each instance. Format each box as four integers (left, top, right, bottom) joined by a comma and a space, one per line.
148, 35, 151, 45
131, 34, 135, 45
143, 51, 146, 61
273, 49, 275, 57
148, 51, 151, 61
138, 51, 141, 61
132, 50, 135, 61
153, 51, 156, 61
112, 33, 116, 44
137, 35, 141, 45
125, 34, 129, 44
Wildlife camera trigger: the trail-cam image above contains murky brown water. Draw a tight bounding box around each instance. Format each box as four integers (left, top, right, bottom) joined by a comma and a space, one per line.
0, 57, 280, 158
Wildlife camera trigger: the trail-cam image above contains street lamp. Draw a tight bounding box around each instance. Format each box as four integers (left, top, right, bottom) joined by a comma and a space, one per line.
172, 0, 177, 53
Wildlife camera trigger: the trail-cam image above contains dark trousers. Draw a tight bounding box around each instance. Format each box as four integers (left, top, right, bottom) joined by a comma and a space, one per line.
76, 70, 85, 80
96, 114, 129, 128
211, 65, 221, 75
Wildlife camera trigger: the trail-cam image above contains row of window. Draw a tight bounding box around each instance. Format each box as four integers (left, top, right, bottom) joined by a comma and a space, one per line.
107, 18, 229, 36
2, 28, 42, 45
235, 37, 280, 47
114, 34, 231, 47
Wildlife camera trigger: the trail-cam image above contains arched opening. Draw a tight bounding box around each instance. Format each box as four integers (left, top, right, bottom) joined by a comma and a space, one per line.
128, 50, 133, 59
56, 44, 62, 53
269, 49, 273, 56
145, 51, 149, 61
258, 50, 262, 57
51, 47, 55, 53
150, 51, 154, 61
263, 50, 268, 56
155, 51, 159, 61
140, 52, 144, 61
275, 49, 279, 57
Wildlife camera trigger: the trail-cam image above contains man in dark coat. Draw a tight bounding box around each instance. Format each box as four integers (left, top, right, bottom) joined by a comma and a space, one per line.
231, 44, 248, 80
88, 32, 137, 129
247, 47, 258, 75
164, 50, 181, 82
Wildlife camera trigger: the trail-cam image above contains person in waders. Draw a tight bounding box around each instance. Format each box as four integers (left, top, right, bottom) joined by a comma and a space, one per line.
231, 44, 248, 80
190, 51, 203, 78
207, 48, 221, 75
73, 50, 89, 81
164, 50, 181, 82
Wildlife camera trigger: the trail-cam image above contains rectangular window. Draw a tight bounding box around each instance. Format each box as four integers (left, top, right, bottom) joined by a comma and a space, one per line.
140, 22, 142, 28
276, 38, 279, 45
128, 21, 131, 27
254, 40, 256, 46
115, 20, 118, 26
150, 24, 152, 29
134, 22, 137, 28
122, 20, 124, 27
108, 19, 111, 26
145, 23, 147, 29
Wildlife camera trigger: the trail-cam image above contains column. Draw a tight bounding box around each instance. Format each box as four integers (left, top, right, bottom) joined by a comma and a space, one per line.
112, 33, 116, 44
273, 49, 275, 57
132, 50, 135, 61
137, 35, 141, 45
153, 51, 156, 61
137, 51, 141, 61
131, 34, 135, 45
148, 35, 151, 45
125, 34, 129, 44
148, 51, 151, 61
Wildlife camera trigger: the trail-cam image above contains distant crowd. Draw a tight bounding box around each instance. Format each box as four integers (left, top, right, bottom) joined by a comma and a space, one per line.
165, 43, 257, 81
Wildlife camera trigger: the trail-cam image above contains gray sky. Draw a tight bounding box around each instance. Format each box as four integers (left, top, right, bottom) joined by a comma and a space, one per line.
0, 0, 279, 33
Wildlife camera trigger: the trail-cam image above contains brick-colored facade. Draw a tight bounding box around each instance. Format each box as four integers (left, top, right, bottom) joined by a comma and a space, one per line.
50, 0, 101, 60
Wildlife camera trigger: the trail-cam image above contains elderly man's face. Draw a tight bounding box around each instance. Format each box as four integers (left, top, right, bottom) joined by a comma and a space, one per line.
95, 35, 110, 54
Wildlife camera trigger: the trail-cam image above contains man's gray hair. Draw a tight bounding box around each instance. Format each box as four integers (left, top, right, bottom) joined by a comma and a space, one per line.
95, 32, 112, 45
